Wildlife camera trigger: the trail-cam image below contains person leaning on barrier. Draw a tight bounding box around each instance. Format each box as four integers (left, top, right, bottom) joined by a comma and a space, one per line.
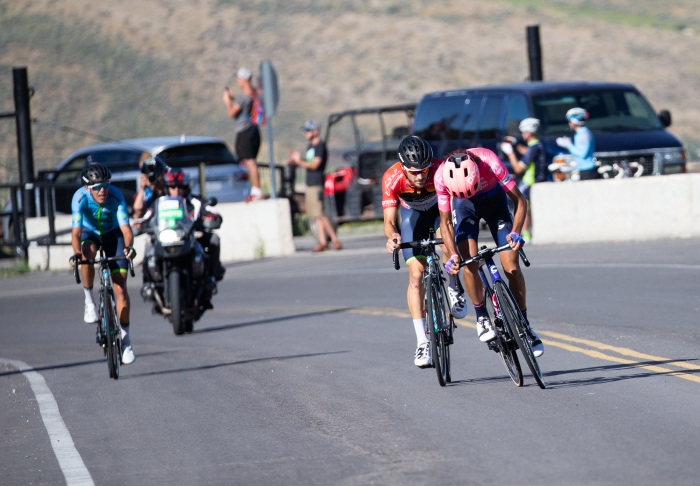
285, 120, 342, 252
556, 107, 597, 180
500, 117, 547, 242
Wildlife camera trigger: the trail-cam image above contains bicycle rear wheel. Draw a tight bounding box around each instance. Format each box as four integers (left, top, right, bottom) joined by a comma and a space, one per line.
426, 274, 447, 387
495, 281, 545, 389
484, 287, 522, 386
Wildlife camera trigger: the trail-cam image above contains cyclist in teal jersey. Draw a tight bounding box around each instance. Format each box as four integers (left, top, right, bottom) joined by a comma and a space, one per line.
70, 163, 137, 364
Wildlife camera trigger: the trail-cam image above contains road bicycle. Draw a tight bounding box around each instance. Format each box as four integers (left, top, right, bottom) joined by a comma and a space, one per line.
460, 244, 545, 389
73, 249, 135, 380
392, 228, 454, 387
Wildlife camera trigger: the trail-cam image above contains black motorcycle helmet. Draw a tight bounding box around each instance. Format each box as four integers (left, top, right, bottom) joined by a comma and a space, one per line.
398, 135, 433, 170
81, 161, 111, 185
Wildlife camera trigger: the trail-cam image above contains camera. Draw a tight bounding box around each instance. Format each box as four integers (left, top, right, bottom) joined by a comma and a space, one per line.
141, 157, 166, 184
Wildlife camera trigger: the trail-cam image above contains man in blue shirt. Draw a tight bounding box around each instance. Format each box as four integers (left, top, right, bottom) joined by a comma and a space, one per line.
70, 162, 137, 364
556, 107, 597, 180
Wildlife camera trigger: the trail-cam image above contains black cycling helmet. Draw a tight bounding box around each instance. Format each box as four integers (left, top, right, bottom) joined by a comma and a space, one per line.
81, 162, 111, 185
398, 135, 433, 170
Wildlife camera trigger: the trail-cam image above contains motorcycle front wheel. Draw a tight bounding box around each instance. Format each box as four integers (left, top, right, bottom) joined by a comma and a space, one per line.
169, 270, 186, 336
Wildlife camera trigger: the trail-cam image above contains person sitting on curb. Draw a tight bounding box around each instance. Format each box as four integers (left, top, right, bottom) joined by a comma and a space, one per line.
285, 120, 342, 252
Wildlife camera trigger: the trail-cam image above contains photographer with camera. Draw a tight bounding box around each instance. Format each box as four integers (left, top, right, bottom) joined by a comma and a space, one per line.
133, 155, 168, 218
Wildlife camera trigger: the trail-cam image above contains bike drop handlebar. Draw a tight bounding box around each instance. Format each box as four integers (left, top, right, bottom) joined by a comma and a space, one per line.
459, 243, 530, 268
391, 238, 444, 271
73, 255, 136, 284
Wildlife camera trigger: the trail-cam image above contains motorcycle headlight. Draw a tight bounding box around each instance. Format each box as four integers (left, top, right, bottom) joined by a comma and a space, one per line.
159, 228, 181, 244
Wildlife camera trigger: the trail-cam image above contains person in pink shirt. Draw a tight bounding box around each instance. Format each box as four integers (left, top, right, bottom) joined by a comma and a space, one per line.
435, 148, 544, 357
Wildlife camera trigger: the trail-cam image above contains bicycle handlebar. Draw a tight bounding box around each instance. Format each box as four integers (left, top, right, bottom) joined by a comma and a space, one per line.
459, 243, 530, 268
391, 237, 444, 271
72, 255, 136, 285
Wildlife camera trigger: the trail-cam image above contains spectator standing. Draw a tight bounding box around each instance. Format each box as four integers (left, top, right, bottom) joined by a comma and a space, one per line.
556, 107, 597, 180
286, 120, 342, 252
222, 67, 264, 202
500, 117, 547, 242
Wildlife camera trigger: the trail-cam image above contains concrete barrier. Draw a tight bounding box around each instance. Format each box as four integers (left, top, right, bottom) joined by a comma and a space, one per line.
215, 198, 296, 262
27, 198, 295, 270
530, 173, 700, 244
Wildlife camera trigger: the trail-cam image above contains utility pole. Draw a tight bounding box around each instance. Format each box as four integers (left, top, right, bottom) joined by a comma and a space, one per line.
526, 25, 544, 81
13, 67, 36, 217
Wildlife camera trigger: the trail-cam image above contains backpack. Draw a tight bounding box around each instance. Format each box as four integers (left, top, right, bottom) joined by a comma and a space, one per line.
250, 92, 267, 126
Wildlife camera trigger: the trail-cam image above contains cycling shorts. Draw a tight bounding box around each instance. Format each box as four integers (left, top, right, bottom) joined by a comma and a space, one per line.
453, 187, 513, 247
399, 204, 440, 263
80, 227, 128, 274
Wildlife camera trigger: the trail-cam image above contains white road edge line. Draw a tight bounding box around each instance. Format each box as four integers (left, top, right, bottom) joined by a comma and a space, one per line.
0, 358, 94, 486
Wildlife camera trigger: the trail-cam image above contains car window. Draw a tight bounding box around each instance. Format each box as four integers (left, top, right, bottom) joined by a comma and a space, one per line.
478, 95, 505, 140
157, 143, 237, 167
54, 156, 87, 183
413, 95, 465, 141
533, 89, 663, 135
88, 149, 142, 169
504, 94, 530, 138
461, 94, 483, 142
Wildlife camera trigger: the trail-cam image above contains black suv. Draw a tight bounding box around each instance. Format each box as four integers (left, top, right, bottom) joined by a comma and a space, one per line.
413, 81, 686, 176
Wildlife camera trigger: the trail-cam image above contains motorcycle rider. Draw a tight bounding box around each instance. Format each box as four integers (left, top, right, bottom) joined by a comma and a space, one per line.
163, 169, 225, 287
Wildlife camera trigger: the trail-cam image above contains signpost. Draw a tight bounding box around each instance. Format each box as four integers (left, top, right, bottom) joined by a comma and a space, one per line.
259, 60, 280, 198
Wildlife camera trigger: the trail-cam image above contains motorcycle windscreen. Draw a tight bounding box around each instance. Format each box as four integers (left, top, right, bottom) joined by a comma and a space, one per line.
154, 196, 193, 245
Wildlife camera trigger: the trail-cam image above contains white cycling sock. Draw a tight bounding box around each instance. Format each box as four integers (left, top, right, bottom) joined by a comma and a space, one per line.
121, 325, 130, 347
413, 318, 428, 346
84, 287, 94, 304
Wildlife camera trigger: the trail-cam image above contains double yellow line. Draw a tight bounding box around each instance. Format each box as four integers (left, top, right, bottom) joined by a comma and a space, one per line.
219, 305, 700, 386
453, 318, 700, 386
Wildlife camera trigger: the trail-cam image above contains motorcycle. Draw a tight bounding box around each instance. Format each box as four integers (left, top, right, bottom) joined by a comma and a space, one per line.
138, 195, 220, 335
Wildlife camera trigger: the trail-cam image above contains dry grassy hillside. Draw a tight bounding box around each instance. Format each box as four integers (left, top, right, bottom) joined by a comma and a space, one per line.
2, 0, 700, 181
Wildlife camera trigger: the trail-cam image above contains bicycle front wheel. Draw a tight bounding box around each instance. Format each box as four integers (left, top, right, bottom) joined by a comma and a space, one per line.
103, 287, 119, 380
485, 286, 522, 387
426, 274, 447, 387
495, 281, 545, 389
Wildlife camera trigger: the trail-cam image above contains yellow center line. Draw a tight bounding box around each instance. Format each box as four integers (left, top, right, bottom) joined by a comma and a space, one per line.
539, 330, 700, 371
543, 339, 700, 385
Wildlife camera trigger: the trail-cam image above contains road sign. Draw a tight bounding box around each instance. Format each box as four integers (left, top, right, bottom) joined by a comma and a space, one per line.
259, 60, 279, 117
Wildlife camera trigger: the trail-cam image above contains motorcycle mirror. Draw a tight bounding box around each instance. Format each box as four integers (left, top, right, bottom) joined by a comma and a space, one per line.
206, 197, 218, 207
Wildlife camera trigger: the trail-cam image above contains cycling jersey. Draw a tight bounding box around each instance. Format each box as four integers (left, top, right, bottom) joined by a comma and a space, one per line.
381, 158, 442, 212
434, 148, 515, 212
71, 186, 129, 235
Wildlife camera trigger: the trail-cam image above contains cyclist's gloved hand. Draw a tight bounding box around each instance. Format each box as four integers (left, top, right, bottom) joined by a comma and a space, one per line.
508, 232, 525, 249
124, 246, 137, 259
556, 136, 572, 148
500, 142, 513, 155
444, 254, 460, 274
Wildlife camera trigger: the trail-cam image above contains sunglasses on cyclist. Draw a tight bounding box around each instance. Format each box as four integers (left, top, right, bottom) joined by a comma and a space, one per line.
88, 182, 110, 192
168, 185, 187, 190
404, 166, 430, 175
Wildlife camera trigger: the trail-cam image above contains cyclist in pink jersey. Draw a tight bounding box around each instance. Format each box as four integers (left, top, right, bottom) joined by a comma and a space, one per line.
435, 148, 544, 357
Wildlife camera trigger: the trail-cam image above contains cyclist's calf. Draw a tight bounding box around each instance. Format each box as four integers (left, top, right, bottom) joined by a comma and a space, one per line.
111, 272, 131, 324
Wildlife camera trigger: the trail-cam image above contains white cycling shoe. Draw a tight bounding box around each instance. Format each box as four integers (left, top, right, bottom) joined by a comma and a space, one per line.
414, 342, 432, 368
528, 329, 545, 358
476, 316, 496, 342
121, 345, 136, 365
84, 303, 98, 323
447, 286, 468, 319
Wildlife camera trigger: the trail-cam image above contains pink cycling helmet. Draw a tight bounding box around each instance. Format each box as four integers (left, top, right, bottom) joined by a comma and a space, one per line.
442, 151, 480, 199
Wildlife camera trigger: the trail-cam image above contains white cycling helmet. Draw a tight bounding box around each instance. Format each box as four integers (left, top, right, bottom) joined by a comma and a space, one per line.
566, 107, 589, 126
518, 118, 540, 133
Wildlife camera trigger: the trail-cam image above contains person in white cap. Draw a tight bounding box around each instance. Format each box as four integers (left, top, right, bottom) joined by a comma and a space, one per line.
500, 117, 547, 242
222, 67, 264, 201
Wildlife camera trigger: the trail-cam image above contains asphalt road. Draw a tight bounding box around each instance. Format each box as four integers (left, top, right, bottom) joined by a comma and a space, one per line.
1, 236, 699, 485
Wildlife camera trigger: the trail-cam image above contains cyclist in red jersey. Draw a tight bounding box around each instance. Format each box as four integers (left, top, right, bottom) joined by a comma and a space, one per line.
435, 148, 544, 357
383, 136, 464, 369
